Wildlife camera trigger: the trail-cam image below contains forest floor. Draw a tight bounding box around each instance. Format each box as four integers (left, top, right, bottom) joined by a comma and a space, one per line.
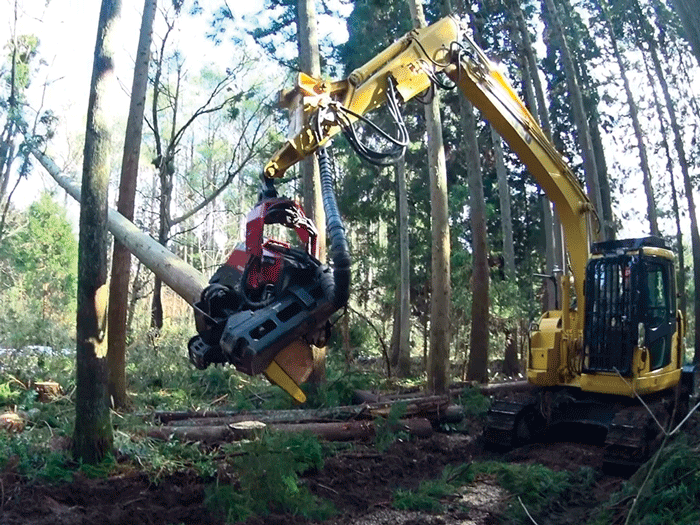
0, 413, 633, 525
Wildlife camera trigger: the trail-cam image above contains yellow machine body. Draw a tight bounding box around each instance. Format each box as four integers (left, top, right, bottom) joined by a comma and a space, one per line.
261, 16, 688, 428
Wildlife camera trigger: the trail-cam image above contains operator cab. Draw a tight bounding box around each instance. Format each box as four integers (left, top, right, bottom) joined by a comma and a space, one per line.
583, 237, 676, 376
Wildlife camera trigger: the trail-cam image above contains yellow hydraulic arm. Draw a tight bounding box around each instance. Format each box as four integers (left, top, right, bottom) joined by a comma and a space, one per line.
265, 16, 593, 337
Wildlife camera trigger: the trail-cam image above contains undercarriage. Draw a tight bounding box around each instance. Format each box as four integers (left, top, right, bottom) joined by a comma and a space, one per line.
484, 385, 689, 470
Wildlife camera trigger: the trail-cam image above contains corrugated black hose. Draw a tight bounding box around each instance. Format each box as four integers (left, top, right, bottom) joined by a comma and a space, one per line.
317, 146, 350, 309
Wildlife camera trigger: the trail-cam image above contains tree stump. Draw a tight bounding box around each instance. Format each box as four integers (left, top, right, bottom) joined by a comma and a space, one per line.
35, 381, 63, 402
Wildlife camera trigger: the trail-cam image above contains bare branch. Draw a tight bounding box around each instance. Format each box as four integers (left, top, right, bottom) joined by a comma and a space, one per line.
170, 94, 272, 226
518, 496, 540, 525
624, 433, 669, 525
349, 305, 391, 377
670, 400, 700, 436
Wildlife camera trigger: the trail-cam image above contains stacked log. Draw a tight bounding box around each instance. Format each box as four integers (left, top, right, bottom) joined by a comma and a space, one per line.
148, 382, 528, 445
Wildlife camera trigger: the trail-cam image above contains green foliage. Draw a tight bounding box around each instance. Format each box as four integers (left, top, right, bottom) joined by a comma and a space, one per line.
0, 348, 74, 408
125, 320, 266, 411
117, 436, 218, 481
303, 354, 382, 408
393, 481, 450, 512
207, 431, 335, 523
0, 432, 73, 481
0, 379, 23, 406
2, 34, 39, 94
470, 461, 596, 523
0, 391, 75, 482
593, 439, 700, 525
393, 463, 474, 513
0, 193, 77, 351
458, 387, 492, 420
395, 458, 598, 522
375, 401, 408, 452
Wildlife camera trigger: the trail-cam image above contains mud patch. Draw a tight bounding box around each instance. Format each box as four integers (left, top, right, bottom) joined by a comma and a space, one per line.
1, 432, 624, 525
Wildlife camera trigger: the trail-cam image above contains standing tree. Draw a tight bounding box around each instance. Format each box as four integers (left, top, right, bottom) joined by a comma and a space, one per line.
107, 0, 156, 410
391, 156, 411, 377
73, 0, 120, 464
406, 0, 451, 393
147, 11, 264, 329
632, 0, 700, 362
670, 0, 700, 65
511, 0, 561, 310
460, 1, 490, 384
0, 3, 56, 243
297, 0, 327, 385
599, 0, 659, 236
491, 127, 515, 281
542, 0, 606, 239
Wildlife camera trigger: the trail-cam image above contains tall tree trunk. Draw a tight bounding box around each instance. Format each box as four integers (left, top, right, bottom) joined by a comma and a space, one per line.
512, 0, 560, 304
73, 0, 119, 464
491, 127, 515, 281
393, 157, 411, 377
459, 3, 490, 383
636, 1, 700, 362
462, 99, 490, 384
559, 0, 615, 239
589, 118, 615, 239
0, 1, 19, 217
543, 0, 605, 239
513, 0, 552, 139
601, 0, 658, 236
407, 0, 451, 393
541, 194, 557, 310
108, 0, 156, 410
670, 0, 700, 65
297, 0, 327, 385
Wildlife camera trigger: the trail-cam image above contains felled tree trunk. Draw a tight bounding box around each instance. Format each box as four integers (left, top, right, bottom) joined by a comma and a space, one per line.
149, 418, 433, 444
31, 149, 209, 306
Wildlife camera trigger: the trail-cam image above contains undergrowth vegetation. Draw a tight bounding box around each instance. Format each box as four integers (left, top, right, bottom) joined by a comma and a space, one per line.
2, 327, 700, 524
206, 431, 337, 522
593, 438, 700, 525
393, 460, 598, 522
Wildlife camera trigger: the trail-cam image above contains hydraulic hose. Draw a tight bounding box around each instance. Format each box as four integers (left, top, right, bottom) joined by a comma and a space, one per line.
317, 146, 351, 309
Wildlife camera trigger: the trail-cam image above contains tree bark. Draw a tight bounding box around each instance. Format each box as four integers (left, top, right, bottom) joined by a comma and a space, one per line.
559, 0, 615, 240
108, 0, 156, 410
543, 0, 606, 239
462, 97, 490, 384
31, 149, 209, 305
512, 0, 559, 304
460, 10, 490, 384
635, 5, 700, 362
73, 0, 120, 464
394, 157, 411, 377
150, 418, 433, 444
155, 395, 451, 425
601, 0, 658, 236
670, 0, 700, 66
491, 126, 515, 280
407, 0, 451, 394
297, 0, 327, 385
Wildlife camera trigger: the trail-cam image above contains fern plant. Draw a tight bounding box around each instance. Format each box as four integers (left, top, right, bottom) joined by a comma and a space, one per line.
207, 431, 335, 523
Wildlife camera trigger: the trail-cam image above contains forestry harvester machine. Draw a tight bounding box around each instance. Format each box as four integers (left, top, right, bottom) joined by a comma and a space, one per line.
186, 16, 697, 466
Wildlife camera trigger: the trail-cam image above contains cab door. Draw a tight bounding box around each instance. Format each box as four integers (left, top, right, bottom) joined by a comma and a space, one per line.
643, 259, 675, 370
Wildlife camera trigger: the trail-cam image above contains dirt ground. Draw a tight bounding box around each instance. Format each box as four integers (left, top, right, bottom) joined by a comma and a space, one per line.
0, 429, 623, 525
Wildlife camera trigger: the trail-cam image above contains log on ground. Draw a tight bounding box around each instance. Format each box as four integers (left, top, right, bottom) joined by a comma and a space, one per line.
148, 418, 433, 443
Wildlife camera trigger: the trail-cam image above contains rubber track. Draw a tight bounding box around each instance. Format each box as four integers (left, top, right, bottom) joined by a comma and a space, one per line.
484, 398, 535, 448
603, 402, 667, 469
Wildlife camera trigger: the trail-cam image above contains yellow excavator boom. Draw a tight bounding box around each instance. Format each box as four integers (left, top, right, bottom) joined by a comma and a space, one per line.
264, 15, 592, 337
